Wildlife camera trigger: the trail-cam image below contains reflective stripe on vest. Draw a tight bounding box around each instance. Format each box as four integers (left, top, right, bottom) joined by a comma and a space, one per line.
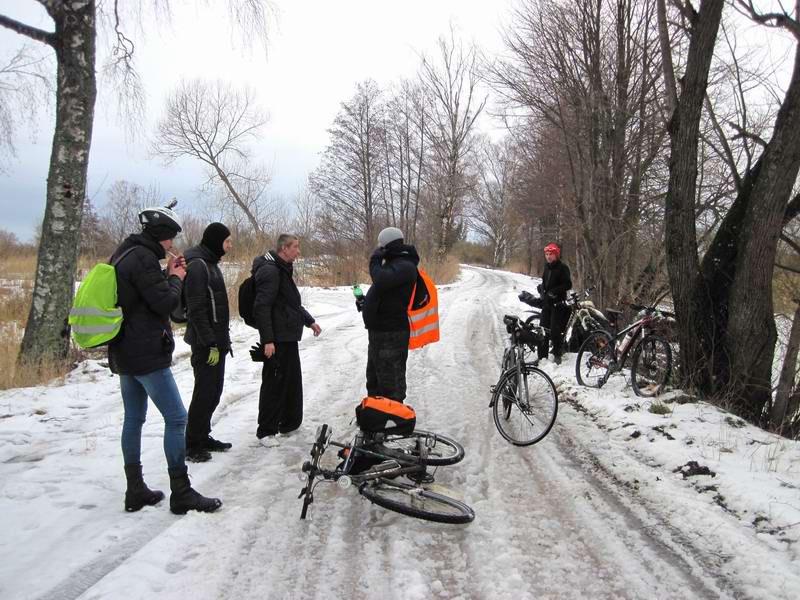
71, 323, 121, 334
69, 307, 123, 318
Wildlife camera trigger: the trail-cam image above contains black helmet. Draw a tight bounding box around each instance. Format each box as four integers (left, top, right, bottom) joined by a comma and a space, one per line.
138, 204, 182, 241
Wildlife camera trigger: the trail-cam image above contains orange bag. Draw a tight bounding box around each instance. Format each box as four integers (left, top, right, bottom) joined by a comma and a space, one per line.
355, 396, 416, 434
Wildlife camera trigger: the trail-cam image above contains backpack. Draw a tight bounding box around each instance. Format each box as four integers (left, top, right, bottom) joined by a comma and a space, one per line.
239, 255, 268, 328
170, 258, 217, 325
407, 267, 439, 350
355, 396, 416, 435
68, 247, 136, 349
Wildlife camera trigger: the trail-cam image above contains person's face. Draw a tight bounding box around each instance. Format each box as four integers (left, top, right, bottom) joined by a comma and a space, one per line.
160, 238, 175, 253
281, 239, 301, 263
544, 250, 557, 263
223, 236, 233, 253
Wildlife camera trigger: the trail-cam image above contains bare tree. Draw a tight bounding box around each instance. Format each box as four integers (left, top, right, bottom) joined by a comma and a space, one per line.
0, 44, 52, 173
660, 0, 800, 424
309, 79, 386, 249
0, 0, 272, 365
419, 28, 486, 261
151, 78, 270, 235
490, 0, 666, 309
382, 80, 428, 243
468, 136, 521, 267
100, 179, 160, 246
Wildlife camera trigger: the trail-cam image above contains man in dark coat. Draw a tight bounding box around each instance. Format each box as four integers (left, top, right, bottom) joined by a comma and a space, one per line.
184, 222, 233, 462
110, 205, 221, 515
361, 227, 419, 402
536, 242, 572, 364
252, 234, 321, 446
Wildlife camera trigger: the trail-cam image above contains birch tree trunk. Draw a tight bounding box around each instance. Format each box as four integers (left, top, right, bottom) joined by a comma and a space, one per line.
2, 1, 98, 363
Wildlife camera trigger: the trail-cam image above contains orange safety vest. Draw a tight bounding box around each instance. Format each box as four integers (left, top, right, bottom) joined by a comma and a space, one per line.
408, 267, 439, 349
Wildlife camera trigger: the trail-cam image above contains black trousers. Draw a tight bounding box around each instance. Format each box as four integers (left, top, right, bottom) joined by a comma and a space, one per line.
186, 345, 227, 449
257, 341, 303, 437
366, 329, 410, 402
538, 304, 570, 360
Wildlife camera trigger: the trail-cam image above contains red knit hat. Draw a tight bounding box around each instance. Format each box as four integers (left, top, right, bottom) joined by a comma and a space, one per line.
544, 243, 560, 258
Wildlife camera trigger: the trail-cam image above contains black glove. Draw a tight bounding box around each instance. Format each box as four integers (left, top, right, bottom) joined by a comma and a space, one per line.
370, 247, 386, 261
355, 297, 365, 312
546, 291, 557, 300
518, 290, 536, 305
536, 283, 544, 295
249, 343, 265, 362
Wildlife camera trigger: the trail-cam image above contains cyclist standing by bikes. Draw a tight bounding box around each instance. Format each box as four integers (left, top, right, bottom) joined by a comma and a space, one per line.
536, 243, 572, 365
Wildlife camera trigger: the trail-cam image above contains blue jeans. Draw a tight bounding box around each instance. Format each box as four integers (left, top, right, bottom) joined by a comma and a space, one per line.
120, 368, 188, 469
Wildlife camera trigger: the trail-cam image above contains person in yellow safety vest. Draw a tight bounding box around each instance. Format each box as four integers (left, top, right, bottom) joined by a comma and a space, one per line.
359, 227, 419, 403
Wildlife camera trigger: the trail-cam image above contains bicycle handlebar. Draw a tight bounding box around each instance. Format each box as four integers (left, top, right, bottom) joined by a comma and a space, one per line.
629, 303, 675, 318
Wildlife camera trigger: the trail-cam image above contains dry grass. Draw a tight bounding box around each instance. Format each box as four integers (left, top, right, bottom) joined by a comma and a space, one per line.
421, 255, 461, 284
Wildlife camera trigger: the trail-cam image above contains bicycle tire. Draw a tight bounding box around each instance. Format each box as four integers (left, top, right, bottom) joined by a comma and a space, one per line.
491, 363, 558, 446
576, 330, 614, 388
359, 479, 475, 524
376, 430, 465, 466
630, 334, 672, 397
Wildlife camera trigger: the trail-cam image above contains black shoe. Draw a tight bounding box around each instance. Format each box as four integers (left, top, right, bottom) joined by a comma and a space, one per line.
552, 354, 562, 365
186, 447, 212, 462
205, 436, 232, 452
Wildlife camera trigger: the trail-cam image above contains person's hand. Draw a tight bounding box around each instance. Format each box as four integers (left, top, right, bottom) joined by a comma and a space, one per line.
310, 323, 322, 337
249, 343, 265, 362
518, 290, 535, 305
168, 254, 186, 281
264, 342, 276, 358
355, 297, 365, 312
536, 283, 544, 295
370, 247, 386, 260
547, 291, 557, 300
206, 346, 220, 366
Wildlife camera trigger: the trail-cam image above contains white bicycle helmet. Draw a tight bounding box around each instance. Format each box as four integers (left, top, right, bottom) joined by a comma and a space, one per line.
138, 205, 183, 234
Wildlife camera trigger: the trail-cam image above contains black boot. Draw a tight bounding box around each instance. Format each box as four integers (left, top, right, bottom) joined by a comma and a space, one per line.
124, 463, 165, 512
168, 466, 222, 515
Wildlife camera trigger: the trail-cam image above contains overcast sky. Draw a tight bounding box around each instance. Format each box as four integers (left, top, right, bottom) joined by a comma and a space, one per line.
0, 0, 515, 242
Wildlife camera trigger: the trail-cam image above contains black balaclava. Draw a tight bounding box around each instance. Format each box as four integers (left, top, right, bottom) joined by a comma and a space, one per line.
201, 222, 231, 258
143, 224, 180, 242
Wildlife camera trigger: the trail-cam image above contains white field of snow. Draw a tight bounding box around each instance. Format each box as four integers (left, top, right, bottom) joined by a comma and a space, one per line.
0, 265, 798, 599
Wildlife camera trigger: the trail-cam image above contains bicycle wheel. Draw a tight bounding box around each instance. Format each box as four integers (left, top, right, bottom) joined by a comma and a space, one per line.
491, 363, 558, 446
631, 334, 672, 397
359, 479, 474, 524
376, 430, 465, 466
576, 330, 614, 388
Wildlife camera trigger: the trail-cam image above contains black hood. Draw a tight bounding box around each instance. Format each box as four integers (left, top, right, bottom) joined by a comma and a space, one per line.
383, 242, 420, 265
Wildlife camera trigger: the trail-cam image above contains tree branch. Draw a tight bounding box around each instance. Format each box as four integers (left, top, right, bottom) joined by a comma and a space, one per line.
0, 14, 55, 47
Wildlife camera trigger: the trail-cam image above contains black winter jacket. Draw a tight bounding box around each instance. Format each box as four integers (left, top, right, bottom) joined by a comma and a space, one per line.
252, 251, 315, 343
362, 242, 420, 331
108, 234, 181, 376
540, 259, 572, 307
182, 243, 231, 351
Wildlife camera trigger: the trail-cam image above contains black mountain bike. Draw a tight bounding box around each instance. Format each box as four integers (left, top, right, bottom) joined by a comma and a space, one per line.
575, 303, 674, 397
489, 314, 559, 446
299, 424, 474, 524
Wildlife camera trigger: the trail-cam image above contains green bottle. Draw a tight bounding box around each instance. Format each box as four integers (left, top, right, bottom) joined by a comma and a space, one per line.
353, 284, 364, 299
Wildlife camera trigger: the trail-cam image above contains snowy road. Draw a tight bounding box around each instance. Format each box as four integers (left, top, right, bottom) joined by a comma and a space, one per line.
0, 266, 759, 599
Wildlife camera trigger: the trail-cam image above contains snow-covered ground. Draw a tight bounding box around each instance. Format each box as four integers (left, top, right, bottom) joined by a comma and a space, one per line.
0, 265, 798, 599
